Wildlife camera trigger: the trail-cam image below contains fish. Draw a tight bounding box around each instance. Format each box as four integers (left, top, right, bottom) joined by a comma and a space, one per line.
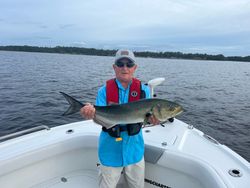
60, 92, 183, 129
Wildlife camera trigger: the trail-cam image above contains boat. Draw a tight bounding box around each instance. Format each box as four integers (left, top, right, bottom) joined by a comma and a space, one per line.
0, 78, 249, 188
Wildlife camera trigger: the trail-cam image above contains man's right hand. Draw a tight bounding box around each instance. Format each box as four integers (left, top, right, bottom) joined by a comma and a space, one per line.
80, 103, 96, 119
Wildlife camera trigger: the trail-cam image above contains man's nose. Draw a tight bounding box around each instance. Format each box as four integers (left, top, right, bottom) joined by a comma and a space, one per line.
121, 65, 130, 70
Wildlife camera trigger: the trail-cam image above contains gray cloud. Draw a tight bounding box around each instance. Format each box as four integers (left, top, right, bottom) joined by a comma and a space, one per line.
34, 36, 52, 40
40, 25, 48, 29
59, 24, 75, 29
0, 0, 250, 56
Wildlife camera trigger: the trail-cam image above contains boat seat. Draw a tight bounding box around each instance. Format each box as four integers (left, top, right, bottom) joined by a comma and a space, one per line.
144, 144, 165, 164
31, 170, 98, 188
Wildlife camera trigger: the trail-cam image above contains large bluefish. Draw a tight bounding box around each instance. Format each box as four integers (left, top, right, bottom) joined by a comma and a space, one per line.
60, 92, 183, 129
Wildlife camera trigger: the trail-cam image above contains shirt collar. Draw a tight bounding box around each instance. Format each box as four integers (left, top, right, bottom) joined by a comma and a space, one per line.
115, 79, 132, 91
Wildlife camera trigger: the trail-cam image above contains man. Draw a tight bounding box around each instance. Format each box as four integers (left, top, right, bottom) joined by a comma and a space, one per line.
81, 49, 159, 188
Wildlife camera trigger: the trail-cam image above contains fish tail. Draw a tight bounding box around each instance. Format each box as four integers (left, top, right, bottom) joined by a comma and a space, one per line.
60, 92, 85, 116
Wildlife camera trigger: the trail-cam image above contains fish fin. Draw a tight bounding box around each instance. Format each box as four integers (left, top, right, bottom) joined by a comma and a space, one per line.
60, 92, 84, 116
93, 117, 116, 129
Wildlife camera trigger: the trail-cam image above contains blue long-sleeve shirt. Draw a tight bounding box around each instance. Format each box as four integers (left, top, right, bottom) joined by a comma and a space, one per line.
96, 79, 150, 167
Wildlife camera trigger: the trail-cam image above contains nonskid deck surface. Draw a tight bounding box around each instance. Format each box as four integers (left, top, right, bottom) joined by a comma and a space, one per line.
32, 170, 98, 188
31, 169, 130, 188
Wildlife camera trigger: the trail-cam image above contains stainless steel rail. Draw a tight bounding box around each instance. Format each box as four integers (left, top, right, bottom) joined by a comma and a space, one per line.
0, 125, 50, 142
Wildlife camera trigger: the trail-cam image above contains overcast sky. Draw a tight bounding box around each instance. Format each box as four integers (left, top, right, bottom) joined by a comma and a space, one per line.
0, 0, 250, 56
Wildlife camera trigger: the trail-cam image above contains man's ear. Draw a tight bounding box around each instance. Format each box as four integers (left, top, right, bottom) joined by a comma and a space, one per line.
133, 64, 138, 71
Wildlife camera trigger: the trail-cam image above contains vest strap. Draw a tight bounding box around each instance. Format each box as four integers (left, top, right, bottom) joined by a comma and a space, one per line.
106, 78, 119, 105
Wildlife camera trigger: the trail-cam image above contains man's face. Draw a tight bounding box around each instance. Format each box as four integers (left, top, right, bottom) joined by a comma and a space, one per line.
113, 58, 137, 83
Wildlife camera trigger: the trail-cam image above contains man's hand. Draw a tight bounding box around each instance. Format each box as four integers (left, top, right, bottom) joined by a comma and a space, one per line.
80, 103, 96, 119
148, 115, 160, 125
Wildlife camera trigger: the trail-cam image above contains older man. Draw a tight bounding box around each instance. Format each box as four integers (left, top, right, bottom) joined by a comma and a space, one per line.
81, 49, 159, 188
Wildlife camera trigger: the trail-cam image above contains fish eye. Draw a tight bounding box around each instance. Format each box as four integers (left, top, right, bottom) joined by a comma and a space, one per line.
170, 107, 175, 111
169, 104, 176, 111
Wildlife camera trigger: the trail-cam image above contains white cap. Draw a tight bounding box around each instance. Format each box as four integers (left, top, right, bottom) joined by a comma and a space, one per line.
115, 49, 136, 63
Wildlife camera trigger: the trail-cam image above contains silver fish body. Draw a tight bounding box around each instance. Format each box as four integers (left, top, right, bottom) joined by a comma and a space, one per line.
60, 92, 183, 129
94, 98, 183, 129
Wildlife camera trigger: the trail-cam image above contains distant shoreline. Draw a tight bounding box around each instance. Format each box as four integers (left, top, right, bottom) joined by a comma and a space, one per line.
0, 45, 249, 62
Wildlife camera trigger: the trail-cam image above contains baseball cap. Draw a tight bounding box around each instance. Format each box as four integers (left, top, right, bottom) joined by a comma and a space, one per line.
115, 49, 136, 63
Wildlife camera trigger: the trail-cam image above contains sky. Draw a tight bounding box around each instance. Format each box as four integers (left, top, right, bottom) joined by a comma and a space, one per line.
0, 0, 250, 56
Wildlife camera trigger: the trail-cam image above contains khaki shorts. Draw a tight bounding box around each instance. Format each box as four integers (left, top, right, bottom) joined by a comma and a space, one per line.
98, 158, 145, 188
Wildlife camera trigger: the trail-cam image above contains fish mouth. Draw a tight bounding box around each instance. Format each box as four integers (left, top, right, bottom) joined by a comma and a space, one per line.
175, 106, 183, 116
175, 111, 183, 116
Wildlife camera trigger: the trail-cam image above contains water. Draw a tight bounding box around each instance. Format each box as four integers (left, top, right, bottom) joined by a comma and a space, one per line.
0, 51, 249, 161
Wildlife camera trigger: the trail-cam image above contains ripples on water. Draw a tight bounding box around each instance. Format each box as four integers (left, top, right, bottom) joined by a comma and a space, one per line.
0, 51, 249, 161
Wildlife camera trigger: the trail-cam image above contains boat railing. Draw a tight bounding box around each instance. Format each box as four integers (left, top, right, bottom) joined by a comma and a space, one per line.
0, 125, 50, 142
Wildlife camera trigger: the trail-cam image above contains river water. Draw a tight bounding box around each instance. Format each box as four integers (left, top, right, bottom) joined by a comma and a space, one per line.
0, 51, 249, 161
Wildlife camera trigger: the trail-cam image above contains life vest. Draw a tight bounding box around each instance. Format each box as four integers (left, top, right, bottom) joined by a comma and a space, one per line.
106, 78, 142, 104
104, 78, 145, 138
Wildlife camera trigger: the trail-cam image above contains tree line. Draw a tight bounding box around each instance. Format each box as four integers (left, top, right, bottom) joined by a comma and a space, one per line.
0, 45, 249, 62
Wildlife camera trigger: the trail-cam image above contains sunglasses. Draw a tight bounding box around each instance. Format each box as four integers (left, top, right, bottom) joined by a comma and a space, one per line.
115, 61, 135, 68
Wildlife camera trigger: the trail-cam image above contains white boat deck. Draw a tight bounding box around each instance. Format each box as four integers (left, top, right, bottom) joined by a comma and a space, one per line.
32, 170, 98, 188
0, 119, 249, 188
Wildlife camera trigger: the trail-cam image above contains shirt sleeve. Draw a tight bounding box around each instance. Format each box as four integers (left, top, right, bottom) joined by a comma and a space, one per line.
95, 85, 107, 106
141, 84, 151, 99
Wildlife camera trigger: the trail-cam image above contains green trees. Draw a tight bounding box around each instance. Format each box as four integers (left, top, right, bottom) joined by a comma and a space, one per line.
0, 45, 249, 62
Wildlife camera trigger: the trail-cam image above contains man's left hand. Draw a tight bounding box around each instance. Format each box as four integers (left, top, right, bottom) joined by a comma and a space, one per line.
148, 115, 160, 125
